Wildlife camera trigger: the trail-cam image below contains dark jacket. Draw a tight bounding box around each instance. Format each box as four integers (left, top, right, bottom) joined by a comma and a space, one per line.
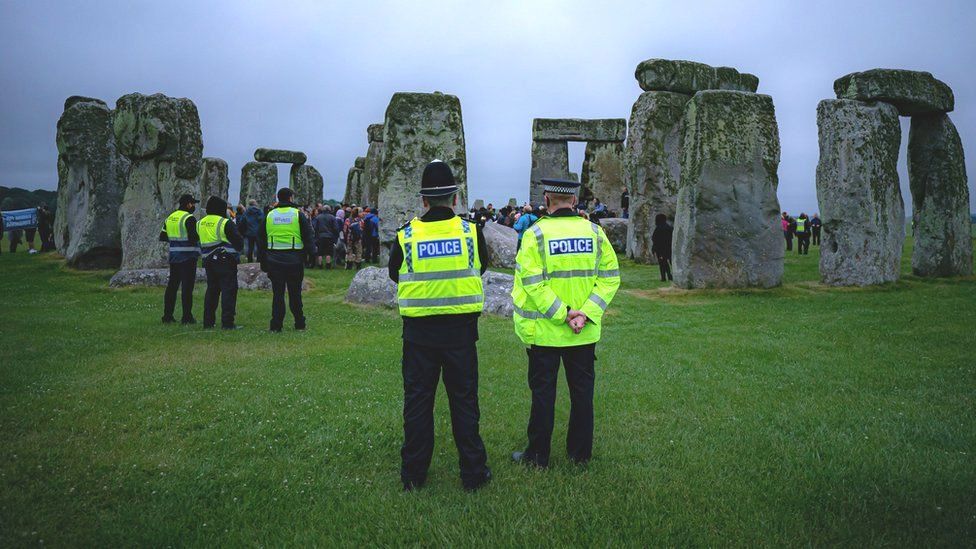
388, 206, 489, 348
257, 201, 316, 269
202, 196, 244, 266
651, 220, 673, 259
313, 212, 338, 240
243, 206, 263, 238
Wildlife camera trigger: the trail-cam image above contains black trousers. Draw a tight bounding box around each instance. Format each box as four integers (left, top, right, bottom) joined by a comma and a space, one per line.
524, 343, 596, 466
245, 238, 257, 262
784, 231, 793, 251
812, 227, 821, 246
164, 259, 197, 320
401, 340, 489, 486
797, 234, 810, 255
268, 266, 305, 330
203, 263, 238, 328
657, 255, 673, 281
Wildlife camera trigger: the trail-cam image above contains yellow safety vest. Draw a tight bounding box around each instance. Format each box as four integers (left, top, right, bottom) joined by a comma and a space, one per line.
164, 210, 196, 253
512, 214, 620, 347
397, 216, 484, 317
266, 207, 303, 250
795, 218, 807, 233
198, 214, 232, 257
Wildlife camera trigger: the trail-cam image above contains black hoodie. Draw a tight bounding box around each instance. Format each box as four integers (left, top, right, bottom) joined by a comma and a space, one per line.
204, 196, 244, 263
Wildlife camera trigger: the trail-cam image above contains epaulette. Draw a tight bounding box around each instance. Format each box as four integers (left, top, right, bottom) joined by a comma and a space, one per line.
397, 220, 412, 231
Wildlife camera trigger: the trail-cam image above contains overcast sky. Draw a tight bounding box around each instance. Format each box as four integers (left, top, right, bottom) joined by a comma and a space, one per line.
1, 0, 974, 213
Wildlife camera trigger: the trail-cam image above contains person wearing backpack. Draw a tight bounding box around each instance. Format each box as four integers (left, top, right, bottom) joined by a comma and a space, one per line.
344, 207, 365, 270
363, 207, 380, 263
513, 205, 539, 250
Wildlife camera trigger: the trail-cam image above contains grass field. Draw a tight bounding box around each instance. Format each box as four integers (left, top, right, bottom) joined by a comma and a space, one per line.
1, 236, 974, 546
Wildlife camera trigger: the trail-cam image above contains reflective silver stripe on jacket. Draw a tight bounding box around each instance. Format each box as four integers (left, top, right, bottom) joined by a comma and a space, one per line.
590, 222, 603, 273
514, 305, 544, 319
521, 273, 546, 286
598, 269, 619, 278
516, 297, 563, 319
398, 294, 485, 308
588, 293, 609, 311
531, 224, 546, 277
398, 268, 480, 282
169, 246, 199, 252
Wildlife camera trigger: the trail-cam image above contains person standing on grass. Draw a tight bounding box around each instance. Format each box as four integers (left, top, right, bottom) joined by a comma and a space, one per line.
343, 207, 365, 270
363, 207, 380, 263
313, 205, 338, 269
510, 178, 620, 468
258, 187, 316, 333
651, 213, 673, 282
795, 213, 811, 255
198, 196, 244, 330
159, 194, 200, 325
811, 213, 822, 246
781, 212, 793, 252
513, 204, 538, 250
388, 160, 492, 492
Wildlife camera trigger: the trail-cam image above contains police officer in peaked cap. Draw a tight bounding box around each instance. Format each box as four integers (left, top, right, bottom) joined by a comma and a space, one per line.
511, 178, 621, 468
387, 160, 492, 492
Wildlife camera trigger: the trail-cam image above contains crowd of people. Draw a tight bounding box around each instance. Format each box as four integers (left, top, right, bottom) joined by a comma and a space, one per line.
781, 211, 822, 255
0, 204, 55, 255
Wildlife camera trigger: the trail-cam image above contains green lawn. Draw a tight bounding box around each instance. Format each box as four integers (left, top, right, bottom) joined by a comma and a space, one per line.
1, 237, 974, 546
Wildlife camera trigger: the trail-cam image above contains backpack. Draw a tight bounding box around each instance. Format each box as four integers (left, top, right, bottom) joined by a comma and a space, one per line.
346, 219, 363, 242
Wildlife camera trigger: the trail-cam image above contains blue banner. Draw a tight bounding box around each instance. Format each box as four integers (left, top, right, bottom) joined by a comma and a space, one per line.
1, 208, 38, 230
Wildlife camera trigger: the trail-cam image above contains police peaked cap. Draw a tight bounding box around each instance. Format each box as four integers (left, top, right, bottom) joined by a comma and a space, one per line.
541, 178, 581, 195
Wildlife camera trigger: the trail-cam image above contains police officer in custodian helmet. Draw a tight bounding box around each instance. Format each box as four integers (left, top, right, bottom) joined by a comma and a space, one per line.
511, 178, 620, 468
387, 160, 492, 492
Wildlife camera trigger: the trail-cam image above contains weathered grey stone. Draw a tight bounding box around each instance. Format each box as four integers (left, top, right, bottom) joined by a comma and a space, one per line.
530, 140, 572, 205
363, 127, 385, 207
54, 98, 129, 269
254, 148, 307, 165
473, 199, 485, 209
482, 221, 517, 268
532, 118, 627, 142
113, 93, 203, 179
344, 166, 364, 204
581, 141, 626, 213
109, 263, 308, 290
673, 91, 783, 289
816, 99, 904, 286
239, 161, 277, 207
64, 96, 106, 111
625, 91, 691, 263
289, 164, 324, 206
908, 113, 972, 277
834, 69, 954, 116
198, 157, 229, 208
379, 92, 468, 260
345, 266, 514, 317
635, 59, 759, 94
598, 218, 628, 255
367, 123, 384, 143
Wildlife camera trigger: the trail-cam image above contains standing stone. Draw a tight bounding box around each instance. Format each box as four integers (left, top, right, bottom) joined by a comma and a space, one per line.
363, 123, 385, 208
673, 91, 783, 289
198, 157, 229, 207
530, 140, 572, 205
239, 161, 278, 207
581, 141, 626, 213
114, 93, 204, 270
54, 97, 129, 269
816, 99, 904, 286
598, 218, 629, 255
625, 91, 692, 263
254, 148, 307, 164
344, 166, 364, 205
289, 164, 324, 206
481, 221, 518, 268
379, 92, 468, 262
908, 113, 972, 277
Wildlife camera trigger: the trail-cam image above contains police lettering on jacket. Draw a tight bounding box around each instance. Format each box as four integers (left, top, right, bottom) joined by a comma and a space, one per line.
548, 237, 594, 256
417, 238, 462, 259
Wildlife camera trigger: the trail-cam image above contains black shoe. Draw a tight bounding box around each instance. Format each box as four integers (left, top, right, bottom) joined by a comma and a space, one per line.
569, 456, 591, 467
181, 317, 196, 325
222, 325, 243, 330
161, 315, 176, 324
402, 479, 425, 492
511, 451, 546, 468
203, 324, 215, 329
463, 469, 492, 492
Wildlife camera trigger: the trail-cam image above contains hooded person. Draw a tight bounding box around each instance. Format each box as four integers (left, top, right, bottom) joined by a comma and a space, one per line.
257, 187, 316, 332
199, 195, 245, 329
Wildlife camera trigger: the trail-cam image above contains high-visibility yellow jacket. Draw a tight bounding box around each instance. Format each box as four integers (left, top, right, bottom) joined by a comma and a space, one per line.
266, 207, 304, 250
163, 209, 199, 263
512, 212, 620, 347
397, 216, 484, 317
197, 214, 235, 258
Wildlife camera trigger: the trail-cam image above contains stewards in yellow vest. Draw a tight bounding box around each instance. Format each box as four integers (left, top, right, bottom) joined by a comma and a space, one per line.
198, 196, 245, 330
795, 213, 811, 256
257, 187, 316, 332
511, 178, 620, 467
387, 160, 491, 492
158, 194, 200, 324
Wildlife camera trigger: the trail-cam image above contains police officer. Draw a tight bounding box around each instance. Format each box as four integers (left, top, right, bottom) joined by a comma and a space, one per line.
198, 196, 245, 329
795, 212, 810, 255
511, 178, 621, 467
388, 160, 492, 492
258, 188, 316, 332
159, 194, 200, 324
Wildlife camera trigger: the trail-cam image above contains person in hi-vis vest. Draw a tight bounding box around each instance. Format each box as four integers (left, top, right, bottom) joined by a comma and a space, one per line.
198, 196, 244, 329
158, 194, 200, 324
387, 160, 492, 492
511, 178, 620, 468
257, 187, 316, 332
795, 213, 811, 256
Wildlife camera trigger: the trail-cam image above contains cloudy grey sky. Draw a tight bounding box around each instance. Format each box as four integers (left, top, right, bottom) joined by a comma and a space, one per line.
1, 0, 974, 213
